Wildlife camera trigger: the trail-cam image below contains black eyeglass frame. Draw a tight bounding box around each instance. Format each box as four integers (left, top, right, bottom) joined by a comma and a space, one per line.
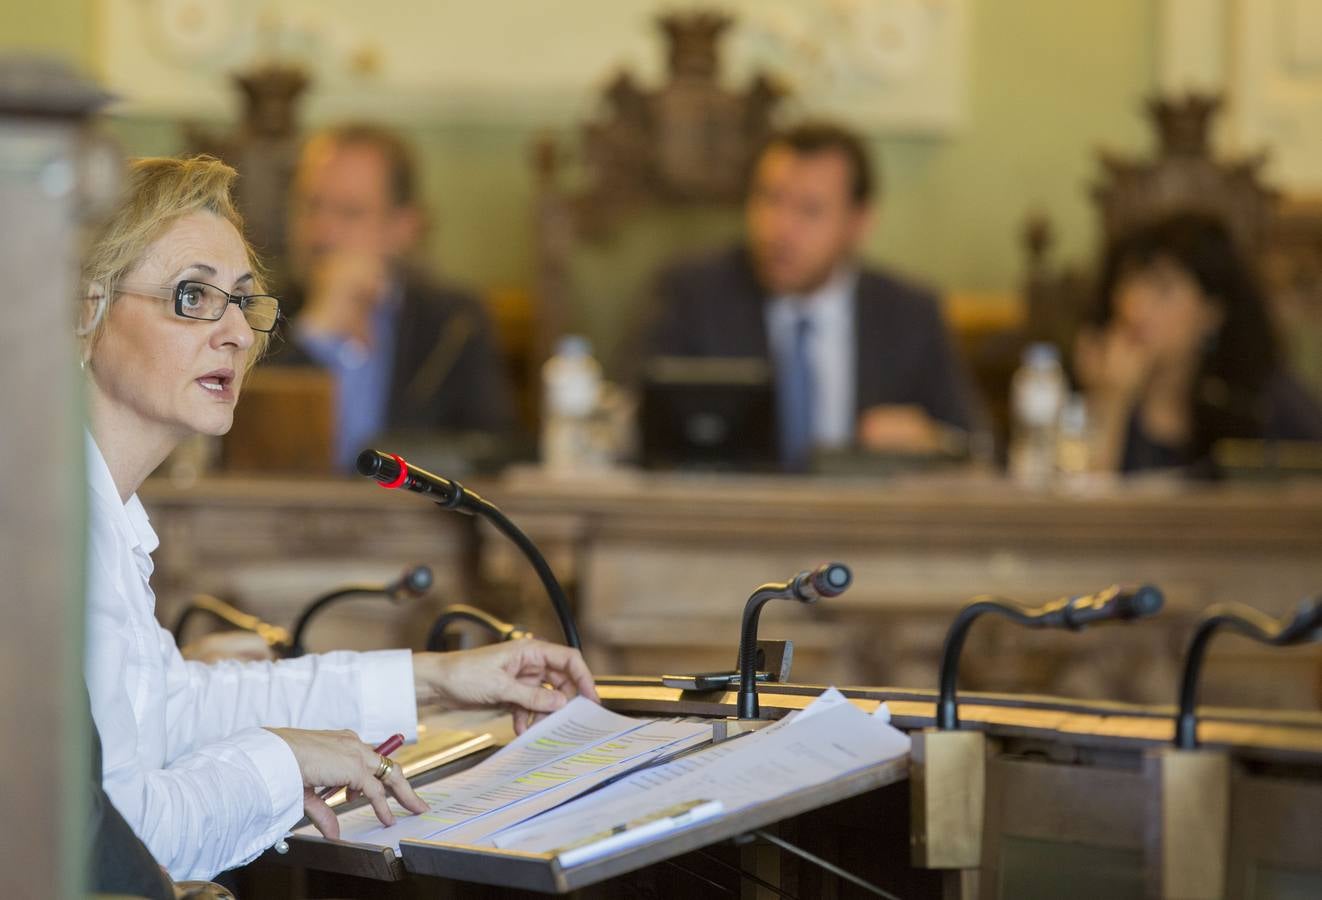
116, 279, 284, 333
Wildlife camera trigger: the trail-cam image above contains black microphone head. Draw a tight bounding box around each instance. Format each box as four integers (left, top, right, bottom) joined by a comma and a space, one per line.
808, 562, 852, 599
401, 565, 434, 596
357, 448, 397, 480
1121, 584, 1164, 619
1286, 595, 1322, 641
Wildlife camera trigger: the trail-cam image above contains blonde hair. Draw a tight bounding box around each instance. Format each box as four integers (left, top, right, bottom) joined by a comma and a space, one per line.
79, 155, 272, 367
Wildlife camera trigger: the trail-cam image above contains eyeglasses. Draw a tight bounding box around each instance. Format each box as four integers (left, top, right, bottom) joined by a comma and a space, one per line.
116, 280, 283, 333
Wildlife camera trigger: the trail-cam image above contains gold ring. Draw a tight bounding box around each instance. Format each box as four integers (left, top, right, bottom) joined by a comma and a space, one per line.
373, 755, 391, 780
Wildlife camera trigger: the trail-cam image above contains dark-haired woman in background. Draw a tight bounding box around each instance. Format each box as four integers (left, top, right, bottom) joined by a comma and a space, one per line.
1074, 212, 1322, 476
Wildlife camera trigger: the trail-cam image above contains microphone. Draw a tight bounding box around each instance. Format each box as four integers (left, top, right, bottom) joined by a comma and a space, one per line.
1034, 583, 1163, 629
936, 584, 1164, 730
287, 564, 434, 657
358, 449, 582, 650
425, 603, 532, 651
1175, 595, 1322, 749
358, 449, 471, 509
172, 593, 293, 655
737, 563, 852, 719
789, 562, 853, 603
389, 564, 435, 599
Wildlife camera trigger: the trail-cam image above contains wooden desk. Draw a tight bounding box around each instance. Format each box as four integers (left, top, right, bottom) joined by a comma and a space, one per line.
248, 678, 1322, 899
484, 469, 1322, 709
140, 469, 1322, 710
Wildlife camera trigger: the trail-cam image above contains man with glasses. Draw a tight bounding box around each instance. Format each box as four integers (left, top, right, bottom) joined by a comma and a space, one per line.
273, 123, 516, 469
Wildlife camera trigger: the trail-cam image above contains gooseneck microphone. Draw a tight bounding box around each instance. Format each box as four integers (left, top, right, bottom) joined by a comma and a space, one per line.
1175, 596, 1322, 749
426, 604, 532, 651
358, 449, 582, 651
737, 563, 852, 719
936, 584, 1164, 730
172, 593, 293, 654
288, 564, 434, 657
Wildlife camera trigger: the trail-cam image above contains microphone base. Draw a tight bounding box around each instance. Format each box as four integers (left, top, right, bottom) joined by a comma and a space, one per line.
712, 717, 776, 741
1143, 747, 1231, 899
910, 728, 986, 870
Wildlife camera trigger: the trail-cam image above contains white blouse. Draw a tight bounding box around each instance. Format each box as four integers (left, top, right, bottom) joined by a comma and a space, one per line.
83, 434, 418, 881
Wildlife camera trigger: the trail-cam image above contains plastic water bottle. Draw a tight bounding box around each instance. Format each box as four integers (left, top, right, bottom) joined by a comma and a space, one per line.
1055, 392, 1091, 482
1008, 343, 1066, 490
541, 335, 602, 472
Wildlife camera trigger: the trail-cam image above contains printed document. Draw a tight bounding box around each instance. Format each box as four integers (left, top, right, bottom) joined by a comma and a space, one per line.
492, 690, 910, 859
311, 697, 710, 850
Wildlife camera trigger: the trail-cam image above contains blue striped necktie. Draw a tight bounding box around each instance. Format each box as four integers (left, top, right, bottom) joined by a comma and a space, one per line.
778, 314, 815, 471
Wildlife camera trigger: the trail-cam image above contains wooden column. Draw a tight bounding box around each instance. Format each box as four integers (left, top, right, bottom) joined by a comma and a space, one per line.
0, 57, 112, 900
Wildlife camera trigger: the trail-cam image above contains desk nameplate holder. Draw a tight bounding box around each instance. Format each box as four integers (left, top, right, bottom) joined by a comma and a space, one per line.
270, 832, 407, 882
400, 754, 909, 894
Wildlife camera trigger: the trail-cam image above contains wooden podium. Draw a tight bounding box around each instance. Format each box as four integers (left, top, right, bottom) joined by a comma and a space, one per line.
241, 676, 1322, 899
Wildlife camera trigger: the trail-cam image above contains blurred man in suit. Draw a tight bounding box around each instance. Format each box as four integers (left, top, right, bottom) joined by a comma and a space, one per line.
645, 122, 976, 470
276, 124, 515, 469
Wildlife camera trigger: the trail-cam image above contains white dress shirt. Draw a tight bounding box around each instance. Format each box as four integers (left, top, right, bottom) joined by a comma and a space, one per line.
84, 433, 418, 881
764, 266, 859, 449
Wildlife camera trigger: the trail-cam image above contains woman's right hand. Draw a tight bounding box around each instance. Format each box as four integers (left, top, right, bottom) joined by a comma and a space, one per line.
1074, 324, 1152, 404
265, 727, 428, 839
299, 253, 389, 346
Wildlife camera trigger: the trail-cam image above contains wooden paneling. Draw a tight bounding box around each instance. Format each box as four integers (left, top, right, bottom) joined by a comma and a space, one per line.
140, 477, 481, 653
488, 470, 1322, 709
140, 469, 1322, 709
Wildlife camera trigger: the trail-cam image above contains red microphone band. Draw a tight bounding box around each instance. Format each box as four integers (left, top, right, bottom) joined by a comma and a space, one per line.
380, 453, 410, 489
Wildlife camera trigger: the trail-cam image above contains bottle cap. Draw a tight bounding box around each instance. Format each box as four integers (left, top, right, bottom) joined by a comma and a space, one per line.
556, 335, 592, 358
1022, 342, 1060, 367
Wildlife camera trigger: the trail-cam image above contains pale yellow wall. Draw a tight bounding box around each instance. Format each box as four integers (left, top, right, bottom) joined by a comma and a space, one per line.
871, 0, 1156, 292
0, 1, 92, 69
12, 0, 1158, 301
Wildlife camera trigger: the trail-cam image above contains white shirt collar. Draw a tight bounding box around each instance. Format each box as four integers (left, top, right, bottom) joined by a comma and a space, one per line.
768, 265, 858, 321
86, 430, 160, 558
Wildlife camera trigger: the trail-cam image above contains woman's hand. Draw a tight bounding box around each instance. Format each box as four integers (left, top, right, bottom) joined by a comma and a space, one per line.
299, 252, 389, 347
412, 640, 599, 734
1074, 325, 1154, 472
1074, 324, 1152, 404
265, 727, 428, 839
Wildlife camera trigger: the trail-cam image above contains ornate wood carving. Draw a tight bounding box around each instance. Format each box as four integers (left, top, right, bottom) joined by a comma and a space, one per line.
532, 11, 786, 365
575, 12, 783, 229
185, 63, 310, 288
1092, 93, 1277, 253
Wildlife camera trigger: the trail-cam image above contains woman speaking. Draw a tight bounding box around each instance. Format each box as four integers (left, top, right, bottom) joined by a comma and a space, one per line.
78, 155, 597, 881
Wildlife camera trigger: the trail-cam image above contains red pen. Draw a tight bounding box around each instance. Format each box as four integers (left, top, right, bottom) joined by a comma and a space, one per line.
315, 732, 405, 801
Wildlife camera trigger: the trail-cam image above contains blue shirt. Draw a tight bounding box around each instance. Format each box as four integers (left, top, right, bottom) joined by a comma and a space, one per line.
764, 266, 859, 449
296, 285, 402, 470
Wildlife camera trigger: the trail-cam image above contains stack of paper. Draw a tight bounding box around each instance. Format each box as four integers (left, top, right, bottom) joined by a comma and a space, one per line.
312, 688, 909, 869
313, 700, 711, 850
491, 689, 908, 863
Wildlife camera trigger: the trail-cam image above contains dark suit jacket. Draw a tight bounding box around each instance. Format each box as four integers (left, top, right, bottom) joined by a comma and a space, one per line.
270, 267, 517, 434
645, 244, 975, 433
